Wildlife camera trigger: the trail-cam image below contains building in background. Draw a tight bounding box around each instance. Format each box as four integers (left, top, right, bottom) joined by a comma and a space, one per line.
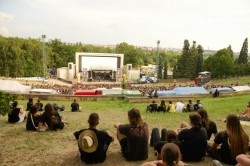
57, 52, 124, 83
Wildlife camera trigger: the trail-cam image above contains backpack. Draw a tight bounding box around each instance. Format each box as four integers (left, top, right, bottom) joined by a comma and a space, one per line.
189, 104, 194, 112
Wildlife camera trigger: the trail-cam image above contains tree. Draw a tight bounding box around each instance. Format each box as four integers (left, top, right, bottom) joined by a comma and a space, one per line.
204, 48, 234, 78
173, 39, 190, 78
0, 91, 18, 116
163, 60, 168, 79
188, 41, 198, 79
196, 44, 204, 75
157, 54, 163, 79
238, 38, 248, 64
227, 45, 234, 58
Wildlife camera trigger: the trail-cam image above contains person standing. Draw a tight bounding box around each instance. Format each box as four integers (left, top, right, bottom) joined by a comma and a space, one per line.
114, 108, 149, 161
71, 99, 81, 112
74, 113, 114, 164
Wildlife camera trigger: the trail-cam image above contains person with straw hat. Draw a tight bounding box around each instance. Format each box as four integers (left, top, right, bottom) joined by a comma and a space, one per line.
74, 113, 114, 164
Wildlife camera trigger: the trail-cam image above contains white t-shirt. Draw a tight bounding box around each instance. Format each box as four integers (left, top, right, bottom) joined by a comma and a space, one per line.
175, 102, 185, 112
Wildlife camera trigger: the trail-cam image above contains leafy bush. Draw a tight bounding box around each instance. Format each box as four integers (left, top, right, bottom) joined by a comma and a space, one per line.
0, 91, 18, 116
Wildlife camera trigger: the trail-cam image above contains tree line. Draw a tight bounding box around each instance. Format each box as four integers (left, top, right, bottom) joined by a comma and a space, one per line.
0, 35, 249, 79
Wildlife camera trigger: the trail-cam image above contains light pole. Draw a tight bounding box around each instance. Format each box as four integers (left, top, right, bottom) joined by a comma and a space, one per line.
156, 40, 160, 79
42, 34, 46, 80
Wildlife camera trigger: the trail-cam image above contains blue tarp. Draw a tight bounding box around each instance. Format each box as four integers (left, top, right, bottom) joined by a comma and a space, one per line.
209, 87, 234, 93
156, 87, 208, 96
157, 90, 177, 96
172, 87, 209, 95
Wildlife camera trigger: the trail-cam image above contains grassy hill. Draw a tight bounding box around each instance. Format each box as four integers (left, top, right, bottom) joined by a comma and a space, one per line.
0, 93, 250, 166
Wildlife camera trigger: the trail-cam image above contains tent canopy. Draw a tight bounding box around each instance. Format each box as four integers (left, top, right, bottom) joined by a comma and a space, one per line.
0, 80, 31, 94
231, 86, 250, 92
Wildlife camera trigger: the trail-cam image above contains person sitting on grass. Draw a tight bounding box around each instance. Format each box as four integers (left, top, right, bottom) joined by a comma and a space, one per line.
71, 99, 81, 112
52, 103, 65, 112
26, 98, 33, 111
238, 104, 250, 121
157, 100, 167, 112
150, 128, 179, 161
178, 113, 207, 161
147, 100, 158, 113
209, 114, 249, 165
194, 100, 202, 111
114, 108, 149, 161
26, 105, 42, 131
167, 101, 176, 113
39, 103, 64, 131
183, 100, 194, 112
35, 99, 43, 111
197, 108, 218, 140
141, 143, 187, 166
8, 101, 27, 123
74, 113, 114, 164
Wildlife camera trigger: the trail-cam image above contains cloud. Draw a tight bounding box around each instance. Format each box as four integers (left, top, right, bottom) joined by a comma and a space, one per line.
0, 11, 13, 36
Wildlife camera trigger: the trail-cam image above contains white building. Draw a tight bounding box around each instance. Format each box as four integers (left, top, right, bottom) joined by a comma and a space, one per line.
57, 52, 124, 83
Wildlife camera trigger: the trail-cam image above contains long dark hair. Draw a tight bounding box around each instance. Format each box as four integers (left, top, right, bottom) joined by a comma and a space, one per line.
44, 103, 55, 127
197, 109, 210, 130
189, 113, 202, 128
29, 105, 38, 115
128, 108, 143, 128
161, 143, 181, 166
226, 114, 249, 159
12, 101, 18, 108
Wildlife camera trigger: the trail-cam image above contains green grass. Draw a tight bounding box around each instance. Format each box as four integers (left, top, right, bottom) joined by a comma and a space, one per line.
0, 94, 250, 166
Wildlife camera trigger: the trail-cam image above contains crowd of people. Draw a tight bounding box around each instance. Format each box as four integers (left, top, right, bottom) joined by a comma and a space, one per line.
147, 99, 203, 113
28, 80, 249, 96
6, 97, 250, 166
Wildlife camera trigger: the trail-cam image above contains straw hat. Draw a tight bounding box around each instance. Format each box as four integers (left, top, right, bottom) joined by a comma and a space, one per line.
78, 130, 98, 153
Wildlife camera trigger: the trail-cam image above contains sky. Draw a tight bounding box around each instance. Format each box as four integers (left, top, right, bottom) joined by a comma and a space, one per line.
0, 0, 250, 52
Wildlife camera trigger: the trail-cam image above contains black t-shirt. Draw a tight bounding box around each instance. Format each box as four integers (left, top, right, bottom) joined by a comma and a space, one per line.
71, 102, 79, 112
40, 111, 64, 130
26, 113, 41, 131
178, 127, 207, 161
74, 128, 113, 164
205, 121, 218, 140
119, 123, 149, 161
26, 101, 33, 111
35, 102, 43, 111
149, 104, 158, 112
214, 131, 242, 165
157, 105, 166, 112
8, 107, 20, 123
